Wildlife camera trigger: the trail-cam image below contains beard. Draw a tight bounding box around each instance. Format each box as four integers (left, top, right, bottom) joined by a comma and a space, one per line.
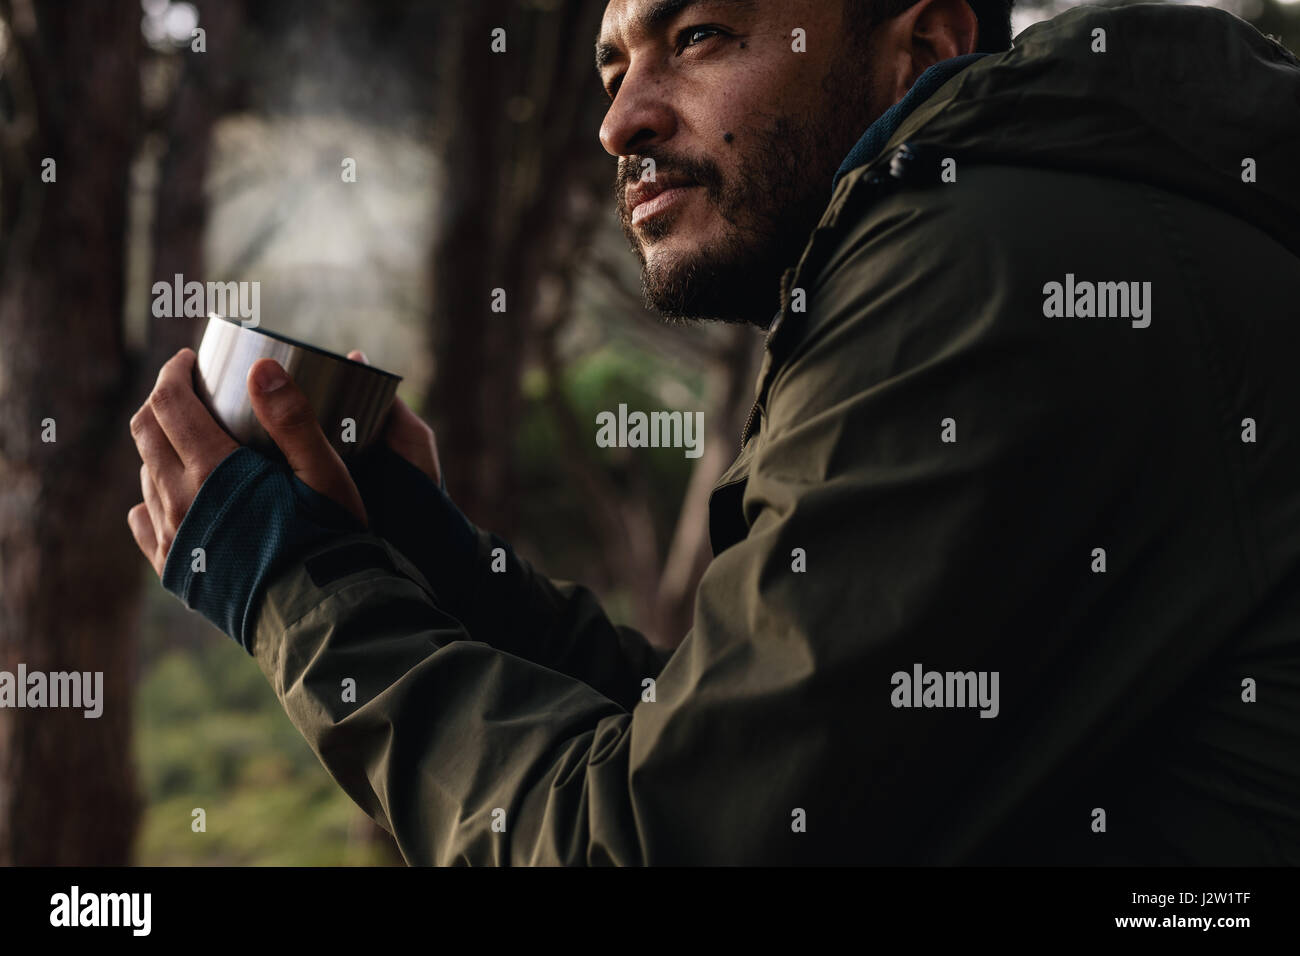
616, 88, 874, 327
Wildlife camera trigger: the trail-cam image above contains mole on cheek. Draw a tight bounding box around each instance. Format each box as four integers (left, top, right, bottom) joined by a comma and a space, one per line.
724, 132, 734, 143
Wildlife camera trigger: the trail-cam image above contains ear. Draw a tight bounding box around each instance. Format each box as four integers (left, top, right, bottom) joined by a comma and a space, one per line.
879, 0, 980, 104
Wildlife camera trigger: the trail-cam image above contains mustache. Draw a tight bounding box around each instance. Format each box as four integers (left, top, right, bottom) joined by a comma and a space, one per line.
616, 151, 725, 204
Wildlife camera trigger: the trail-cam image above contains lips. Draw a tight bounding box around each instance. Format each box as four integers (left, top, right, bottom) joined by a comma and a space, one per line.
626, 174, 697, 224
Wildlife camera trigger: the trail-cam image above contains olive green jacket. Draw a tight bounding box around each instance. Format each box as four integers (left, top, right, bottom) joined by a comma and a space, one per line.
251, 4, 1300, 864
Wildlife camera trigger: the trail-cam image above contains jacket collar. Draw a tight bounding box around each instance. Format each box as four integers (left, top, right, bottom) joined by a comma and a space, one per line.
832, 52, 988, 192
764, 53, 990, 334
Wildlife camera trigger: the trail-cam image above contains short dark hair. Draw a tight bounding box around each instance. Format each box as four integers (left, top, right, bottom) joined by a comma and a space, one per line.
848, 0, 1015, 54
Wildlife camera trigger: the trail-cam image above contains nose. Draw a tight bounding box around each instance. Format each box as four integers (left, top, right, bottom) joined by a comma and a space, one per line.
599, 65, 677, 158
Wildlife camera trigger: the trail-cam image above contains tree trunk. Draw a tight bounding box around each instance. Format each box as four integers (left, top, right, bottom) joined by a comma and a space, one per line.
146, 0, 248, 364
0, 0, 143, 864
427, 0, 608, 536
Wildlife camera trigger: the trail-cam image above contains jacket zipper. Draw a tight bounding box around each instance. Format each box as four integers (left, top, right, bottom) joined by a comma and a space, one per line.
740, 306, 788, 450
734, 149, 927, 452
740, 400, 760, 452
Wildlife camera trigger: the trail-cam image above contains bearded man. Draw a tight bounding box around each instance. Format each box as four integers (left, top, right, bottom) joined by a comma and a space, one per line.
130, 0, 1300, 864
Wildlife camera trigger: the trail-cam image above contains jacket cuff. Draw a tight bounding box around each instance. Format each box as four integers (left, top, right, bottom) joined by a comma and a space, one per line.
162, 446, 364, 653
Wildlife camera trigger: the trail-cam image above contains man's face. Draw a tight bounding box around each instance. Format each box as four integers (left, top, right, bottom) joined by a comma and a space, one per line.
597, 0, 879, 325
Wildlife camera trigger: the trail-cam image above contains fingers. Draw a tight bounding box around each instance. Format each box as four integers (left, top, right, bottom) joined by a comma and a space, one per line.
140, 463, 173, 560
384, 396, 442, 485
127, 503, 162, 578
132, 405, 196, 540
145, 348, 238, 476
129, 402, 185, 503
130, 348, 238, 581
246, 358, 368, 526
348, 348, 442, 482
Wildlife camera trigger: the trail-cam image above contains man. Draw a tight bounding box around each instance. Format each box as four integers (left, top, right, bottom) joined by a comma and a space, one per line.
129, 0, 1300, 864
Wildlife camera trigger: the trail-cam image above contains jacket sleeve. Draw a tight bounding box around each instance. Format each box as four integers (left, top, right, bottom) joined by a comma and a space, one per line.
347, 446, 671, 711
460, 525, 675, 712
250, 169, 1229, 865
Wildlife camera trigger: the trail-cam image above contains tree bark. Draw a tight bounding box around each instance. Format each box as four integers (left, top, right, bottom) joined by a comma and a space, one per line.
0, 0, 143, 864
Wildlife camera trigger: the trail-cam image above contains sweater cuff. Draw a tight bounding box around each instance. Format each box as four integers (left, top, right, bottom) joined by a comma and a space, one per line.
162, 446, 364, 653
350, 447, 569, 647
347, 446, 480, 622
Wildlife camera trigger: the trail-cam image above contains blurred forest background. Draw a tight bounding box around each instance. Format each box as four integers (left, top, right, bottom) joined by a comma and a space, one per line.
0, 0, 1295, 865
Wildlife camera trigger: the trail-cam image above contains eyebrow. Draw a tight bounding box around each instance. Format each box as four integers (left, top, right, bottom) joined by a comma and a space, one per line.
595, 0, 756, 71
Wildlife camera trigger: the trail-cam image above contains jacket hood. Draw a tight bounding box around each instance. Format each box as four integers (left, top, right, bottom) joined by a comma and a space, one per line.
870, 2, 1300, 258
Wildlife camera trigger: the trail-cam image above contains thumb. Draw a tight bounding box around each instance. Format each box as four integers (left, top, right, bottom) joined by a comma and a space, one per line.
247, 358, 367, 527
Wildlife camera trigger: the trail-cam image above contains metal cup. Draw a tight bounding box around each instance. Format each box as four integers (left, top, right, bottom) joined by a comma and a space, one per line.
194, 315, 401, 460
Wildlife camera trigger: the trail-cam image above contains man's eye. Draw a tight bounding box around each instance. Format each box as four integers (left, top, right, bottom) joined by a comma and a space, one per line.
675, 25, 724, 54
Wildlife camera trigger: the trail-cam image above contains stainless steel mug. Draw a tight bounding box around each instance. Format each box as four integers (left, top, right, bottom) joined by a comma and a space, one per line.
194, 315, 401, 460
